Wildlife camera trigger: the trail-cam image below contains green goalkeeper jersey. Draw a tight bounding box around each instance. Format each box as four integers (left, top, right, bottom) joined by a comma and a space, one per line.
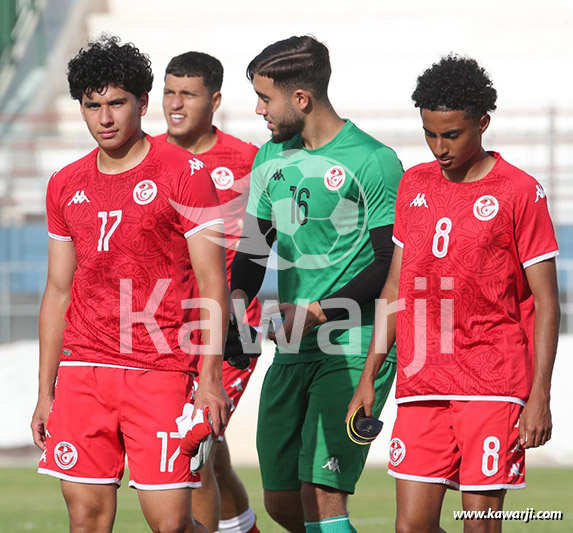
247, 120, 403, 363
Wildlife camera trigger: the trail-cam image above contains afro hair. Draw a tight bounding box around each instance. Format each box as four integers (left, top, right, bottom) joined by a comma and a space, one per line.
412, 54, 497, 117
67, 34, 153, 101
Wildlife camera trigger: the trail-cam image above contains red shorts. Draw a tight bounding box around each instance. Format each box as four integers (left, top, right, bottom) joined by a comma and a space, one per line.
196, 356, 257, 434
388, 400, 526, 491
39, 365, 201, 490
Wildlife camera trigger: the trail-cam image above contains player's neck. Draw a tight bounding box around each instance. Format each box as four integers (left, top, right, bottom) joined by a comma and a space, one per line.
300, 105, 345, 151
168, 125, 218, 155
96, 130, 150, 174
443, 149, 496, 183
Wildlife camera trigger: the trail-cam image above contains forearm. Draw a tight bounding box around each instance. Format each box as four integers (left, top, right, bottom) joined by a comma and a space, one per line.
197, 277, 229, 368
230, 214, 275, 305
319, 226, 394, 321
37, 287, 70, 398
530, 296, 560, 396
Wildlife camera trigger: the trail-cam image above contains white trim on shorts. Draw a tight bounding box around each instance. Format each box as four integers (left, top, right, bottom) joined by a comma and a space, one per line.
39, 468, 121, 486
396, 395, 526, 407
388, 470, 460, 489
129, 480, 202, 491
388, 471, 527, 491
460, 482, 526, 491
59, 361, 151, 371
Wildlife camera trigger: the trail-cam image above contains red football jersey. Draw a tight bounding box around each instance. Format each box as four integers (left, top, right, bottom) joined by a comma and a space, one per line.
392, 152, 558, 405
156, 128, 261, 326
46, 135, 223, 372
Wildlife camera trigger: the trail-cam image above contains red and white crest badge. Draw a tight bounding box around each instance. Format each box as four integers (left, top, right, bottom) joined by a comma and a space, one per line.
133, 180, 158, 205
473, 195, 499, 221
389, 438, 406, 466
324, 166, 346, 191
55, 441, 78, 470
211, 166, 235, 190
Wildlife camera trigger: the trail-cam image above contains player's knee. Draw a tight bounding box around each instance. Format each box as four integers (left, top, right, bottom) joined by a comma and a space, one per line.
68, 504, 113, 532
395, 516, 437, 533
263, 494, 289, 524
150, 515, 193, 533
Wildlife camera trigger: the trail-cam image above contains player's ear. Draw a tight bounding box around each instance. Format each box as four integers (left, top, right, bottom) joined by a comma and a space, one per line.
138, 92, 149, 117
292, 89, 311, 112
478, 113, 490, 135
211, 91, 222, 114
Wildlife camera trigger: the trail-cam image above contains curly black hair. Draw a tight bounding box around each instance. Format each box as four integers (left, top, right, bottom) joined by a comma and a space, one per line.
67, 34, 153, 101
412, 54, 497, 117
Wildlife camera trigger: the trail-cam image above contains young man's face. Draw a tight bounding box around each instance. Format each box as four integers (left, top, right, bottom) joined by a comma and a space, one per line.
252, 74, 304, 143
80, 85, 147, 152
421, 109, 489, 174
162, 74, 219, 141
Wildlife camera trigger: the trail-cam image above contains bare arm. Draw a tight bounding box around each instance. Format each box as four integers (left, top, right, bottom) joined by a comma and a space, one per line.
346, 245, 403, 421
519, 258, 560, 448
31, 239, 76, 449
187, 224, 230, 435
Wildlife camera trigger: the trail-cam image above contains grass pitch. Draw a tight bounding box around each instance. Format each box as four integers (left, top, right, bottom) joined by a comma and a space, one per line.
0, 467, 570, 532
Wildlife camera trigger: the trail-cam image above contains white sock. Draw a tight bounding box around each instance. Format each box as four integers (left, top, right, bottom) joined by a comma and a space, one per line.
219, 506, 256, 533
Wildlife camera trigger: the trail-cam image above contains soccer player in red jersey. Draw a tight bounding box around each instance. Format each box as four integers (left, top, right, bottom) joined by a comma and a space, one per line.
348, 55, 560, 532
30, 36, 230, 533
160, 51, 260, 533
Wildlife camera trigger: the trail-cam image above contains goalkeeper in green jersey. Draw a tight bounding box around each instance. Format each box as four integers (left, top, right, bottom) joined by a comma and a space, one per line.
231, 35, 403, 533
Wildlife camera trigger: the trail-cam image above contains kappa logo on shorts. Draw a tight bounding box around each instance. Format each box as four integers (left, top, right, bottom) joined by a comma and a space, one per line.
509, 462, 523, 477
133, 180, 158, 205
211, 166, 235, 190
473, 195, 499, 221
54, 441, 78, 470
389, 438, 406, 466
324, 166, 346, 191
322, 456, 341, 473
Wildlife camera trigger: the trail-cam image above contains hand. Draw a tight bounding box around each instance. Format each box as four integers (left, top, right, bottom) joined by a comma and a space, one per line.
178, 407, 213, 457
519, 388, 552, 449
193, 377, 230, 437
31, 396, 53, 450
345, 378, 376, 424
225, 314, 261, 370
268, 301, 326, 344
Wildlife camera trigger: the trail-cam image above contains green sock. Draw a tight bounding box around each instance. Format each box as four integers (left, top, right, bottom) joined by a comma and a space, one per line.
304, 514, 356, 532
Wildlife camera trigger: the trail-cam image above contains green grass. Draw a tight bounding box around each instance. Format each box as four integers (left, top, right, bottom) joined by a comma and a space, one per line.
0, 467, 570, 532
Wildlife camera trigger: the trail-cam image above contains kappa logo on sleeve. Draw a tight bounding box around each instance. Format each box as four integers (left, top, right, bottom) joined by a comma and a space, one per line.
67, 190, 90, 205
410, 193, 428, 208
535, 184, 546, 203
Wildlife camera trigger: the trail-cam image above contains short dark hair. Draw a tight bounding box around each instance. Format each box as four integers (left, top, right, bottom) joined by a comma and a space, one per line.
67, 34, 153, 101
412, 54, 497, 117
246, 35, 331, 99
165, 52, 224, 93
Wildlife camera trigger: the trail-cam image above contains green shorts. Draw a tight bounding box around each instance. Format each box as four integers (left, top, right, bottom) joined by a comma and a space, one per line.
256, 356, 396, 494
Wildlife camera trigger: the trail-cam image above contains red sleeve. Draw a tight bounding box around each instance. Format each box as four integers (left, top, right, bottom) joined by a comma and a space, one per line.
46, 171, 72, 241
171, 157, 224, 237
514, 179, 558, 268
